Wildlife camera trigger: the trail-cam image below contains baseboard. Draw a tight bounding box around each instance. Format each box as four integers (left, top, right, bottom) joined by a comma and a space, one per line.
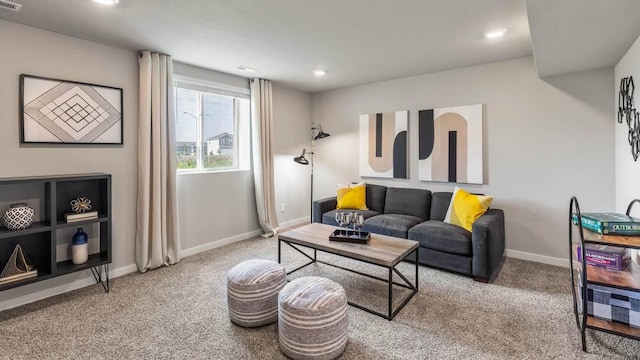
179, 219, 307, 259
506, 249, 569, 268
0, 264, 138, 312
179, 229, 264, 258
278, 217, 309, 229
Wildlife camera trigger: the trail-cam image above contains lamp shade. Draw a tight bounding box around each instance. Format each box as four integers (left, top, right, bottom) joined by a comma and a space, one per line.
313, 125, 330, 140
293, 149, 309, 165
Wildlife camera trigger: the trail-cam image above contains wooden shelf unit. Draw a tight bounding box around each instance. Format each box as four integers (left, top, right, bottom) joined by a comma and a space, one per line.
569, 197, 640, 352
0, 174, 111, 292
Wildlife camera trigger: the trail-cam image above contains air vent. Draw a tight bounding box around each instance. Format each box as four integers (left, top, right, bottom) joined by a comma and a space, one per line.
0, 0, 22, 12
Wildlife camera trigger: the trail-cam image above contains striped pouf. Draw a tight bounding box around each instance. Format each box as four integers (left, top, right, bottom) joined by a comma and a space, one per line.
278, 276, 348, 360
227, 259, 287, 327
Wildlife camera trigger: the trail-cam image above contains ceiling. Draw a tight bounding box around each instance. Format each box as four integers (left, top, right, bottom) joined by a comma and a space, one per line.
526, 0, 640, 77
0, 0, 639, 92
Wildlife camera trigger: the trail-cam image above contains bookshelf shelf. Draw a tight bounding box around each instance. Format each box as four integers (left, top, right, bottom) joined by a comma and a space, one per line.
585, 261, 640, 290
0, 221, 51, 239
576, 225, 640, 248
569, 197, 640, 352
586, 316, 640, 339
0, 174, 111, 293
571, 243, 640, 290
573, 285, 640, 339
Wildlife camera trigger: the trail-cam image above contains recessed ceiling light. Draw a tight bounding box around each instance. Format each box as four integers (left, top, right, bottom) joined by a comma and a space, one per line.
313, 70, 326, 77
483, 28, 507, 39
236, 65, 257, 72
94, 0, 119, 5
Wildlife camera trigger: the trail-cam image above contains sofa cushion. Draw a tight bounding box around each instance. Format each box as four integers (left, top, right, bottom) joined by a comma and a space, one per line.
408, 220, 472, 256
362, 214, 424, 239
322, 209, 380, 227
430, 192, 452, 221
383, 187, 431, 220
366, 184, 387, 213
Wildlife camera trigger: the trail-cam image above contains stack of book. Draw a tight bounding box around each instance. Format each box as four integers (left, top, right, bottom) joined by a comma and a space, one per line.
572, 212, 640, 236
65, 211, 98, 223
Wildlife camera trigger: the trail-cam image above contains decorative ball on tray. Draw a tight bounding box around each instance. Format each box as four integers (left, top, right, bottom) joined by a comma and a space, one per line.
70, 197, 92, 214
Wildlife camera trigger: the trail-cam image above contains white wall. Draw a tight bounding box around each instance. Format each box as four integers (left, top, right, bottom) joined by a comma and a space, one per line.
272, 83, 313, 227
615, 34, 640, 217
177, 170, 260, 254
311, 57, 614, 264
0, 20, 139, 306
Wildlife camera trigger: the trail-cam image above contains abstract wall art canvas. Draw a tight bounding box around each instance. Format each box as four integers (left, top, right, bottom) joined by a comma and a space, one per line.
418, 104, 483, 184
359, 110, 408, 179
20, 74, 123, 144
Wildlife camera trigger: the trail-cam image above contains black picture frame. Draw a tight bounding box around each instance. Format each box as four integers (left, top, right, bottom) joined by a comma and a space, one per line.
19, 74, 123, 145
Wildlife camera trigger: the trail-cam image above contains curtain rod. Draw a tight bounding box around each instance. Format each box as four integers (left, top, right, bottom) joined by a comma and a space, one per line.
138, 51, 170, 57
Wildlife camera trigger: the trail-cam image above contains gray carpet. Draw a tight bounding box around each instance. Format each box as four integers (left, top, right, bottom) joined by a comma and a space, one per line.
1, 234, 639, 359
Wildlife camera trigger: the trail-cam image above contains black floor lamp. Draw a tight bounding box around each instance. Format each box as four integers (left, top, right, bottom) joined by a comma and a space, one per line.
294, 123, 330, 222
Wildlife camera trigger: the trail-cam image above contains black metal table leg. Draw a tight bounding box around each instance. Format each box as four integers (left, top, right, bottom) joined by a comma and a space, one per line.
415, 247, 419, 291
388, 268, 393, 320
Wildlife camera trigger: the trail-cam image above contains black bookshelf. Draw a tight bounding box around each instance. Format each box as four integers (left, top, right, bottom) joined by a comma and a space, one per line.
0, 174, 111, 293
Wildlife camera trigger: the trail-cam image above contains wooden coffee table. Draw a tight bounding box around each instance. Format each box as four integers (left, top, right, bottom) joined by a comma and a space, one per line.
278, 223, 419, 320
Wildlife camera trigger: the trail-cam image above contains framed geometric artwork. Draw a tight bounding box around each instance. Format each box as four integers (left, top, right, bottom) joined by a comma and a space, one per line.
359, 110, 408, 179
418, 104, 483, 184
20, 74, 123, 144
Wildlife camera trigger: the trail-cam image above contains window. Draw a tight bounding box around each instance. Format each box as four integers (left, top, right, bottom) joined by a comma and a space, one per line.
174, 77, 250, 172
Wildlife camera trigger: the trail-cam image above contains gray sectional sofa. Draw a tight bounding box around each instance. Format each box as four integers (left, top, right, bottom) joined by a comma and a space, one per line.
312, 184, 505, 282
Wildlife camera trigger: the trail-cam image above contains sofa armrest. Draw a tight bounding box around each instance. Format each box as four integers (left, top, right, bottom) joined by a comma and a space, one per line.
471, 208, 505, 280
313, 196, 337, 223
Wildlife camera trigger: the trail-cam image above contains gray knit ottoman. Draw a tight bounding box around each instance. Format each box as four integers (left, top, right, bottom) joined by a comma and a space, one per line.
227, 259, 287, 327
278, 276, 348, 360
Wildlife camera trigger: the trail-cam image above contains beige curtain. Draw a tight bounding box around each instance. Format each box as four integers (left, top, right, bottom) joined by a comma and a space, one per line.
136, 51, 181, 272
250, 78, 279, 237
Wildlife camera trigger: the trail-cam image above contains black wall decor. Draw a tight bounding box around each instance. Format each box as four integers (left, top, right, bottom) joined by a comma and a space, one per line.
618, 76, 640, 161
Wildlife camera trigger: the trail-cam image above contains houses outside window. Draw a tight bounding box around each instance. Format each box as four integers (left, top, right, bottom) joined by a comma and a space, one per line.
174, 77, 250, 172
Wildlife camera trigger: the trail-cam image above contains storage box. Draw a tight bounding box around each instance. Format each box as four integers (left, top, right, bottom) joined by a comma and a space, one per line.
579, 281, 640, 328
576, 244, 630, 271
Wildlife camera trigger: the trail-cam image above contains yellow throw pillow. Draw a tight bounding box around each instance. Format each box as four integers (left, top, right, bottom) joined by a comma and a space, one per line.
336, 184, 368, 210
444, 186, 493, 231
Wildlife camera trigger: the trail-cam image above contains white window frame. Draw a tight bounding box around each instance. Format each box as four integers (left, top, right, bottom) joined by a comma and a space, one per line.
174, 75, 250, 174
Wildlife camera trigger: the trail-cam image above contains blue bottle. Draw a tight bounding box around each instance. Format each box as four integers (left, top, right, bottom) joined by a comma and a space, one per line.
72, 228, 88, 264
72, 228, 88, 245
